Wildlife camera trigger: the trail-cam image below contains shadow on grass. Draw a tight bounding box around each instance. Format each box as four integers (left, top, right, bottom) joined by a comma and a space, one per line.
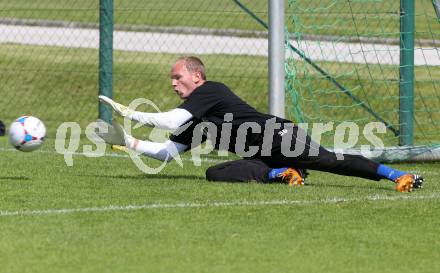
305, 182, 392, 191
75, 173, 205, 181
74, 173, 393, 190
0, 176, 30, 181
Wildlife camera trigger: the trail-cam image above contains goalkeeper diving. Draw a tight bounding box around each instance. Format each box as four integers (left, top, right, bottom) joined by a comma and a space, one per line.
97, 56, 423, 192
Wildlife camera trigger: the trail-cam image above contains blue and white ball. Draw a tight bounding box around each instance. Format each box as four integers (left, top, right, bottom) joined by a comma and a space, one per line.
9, 116, 46, 152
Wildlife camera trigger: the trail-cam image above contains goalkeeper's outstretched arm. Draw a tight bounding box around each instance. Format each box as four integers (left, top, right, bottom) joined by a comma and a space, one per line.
99, 95, 193, 130
127, 139, 188, 162
96, 119, 188, 162
130, 109, 192, 130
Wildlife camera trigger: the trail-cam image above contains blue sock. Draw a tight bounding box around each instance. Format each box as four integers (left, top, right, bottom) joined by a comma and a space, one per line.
268, 167, 289, 180
376, 164, 407, 181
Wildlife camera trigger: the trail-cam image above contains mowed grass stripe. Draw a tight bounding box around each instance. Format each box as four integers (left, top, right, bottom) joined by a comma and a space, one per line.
0, 146, 229, 164
1, 193, 438, 217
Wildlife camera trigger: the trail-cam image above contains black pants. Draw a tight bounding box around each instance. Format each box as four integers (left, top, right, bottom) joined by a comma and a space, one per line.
206, 159, 273, 183
206, 125, 381, 183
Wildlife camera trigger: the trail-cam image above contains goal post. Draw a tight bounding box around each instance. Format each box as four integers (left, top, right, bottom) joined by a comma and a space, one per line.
268, 0, 285, 118
99, 0, 113, 124
399, 0, 415, 146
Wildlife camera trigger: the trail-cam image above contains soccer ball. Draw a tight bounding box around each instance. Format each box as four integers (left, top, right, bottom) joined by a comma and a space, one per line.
9, 116, 46, 152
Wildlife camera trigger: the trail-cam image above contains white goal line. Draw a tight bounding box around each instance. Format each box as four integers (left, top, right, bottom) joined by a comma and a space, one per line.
1, 193, 438, 217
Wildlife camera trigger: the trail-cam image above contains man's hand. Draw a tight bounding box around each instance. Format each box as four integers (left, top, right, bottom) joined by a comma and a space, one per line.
99, 95, 134, 118
95, 119, 128, 146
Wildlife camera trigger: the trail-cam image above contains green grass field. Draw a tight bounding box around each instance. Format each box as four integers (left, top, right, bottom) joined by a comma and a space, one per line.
0, 2, 439, 272
1, 137, 440, 273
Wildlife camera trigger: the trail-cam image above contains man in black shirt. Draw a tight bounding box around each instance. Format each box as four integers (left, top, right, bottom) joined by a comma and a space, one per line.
98, 56, 423, 192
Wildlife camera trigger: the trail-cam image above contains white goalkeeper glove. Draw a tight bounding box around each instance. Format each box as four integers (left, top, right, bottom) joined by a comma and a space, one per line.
99, 95, 134, 118
96, 119, 130, 146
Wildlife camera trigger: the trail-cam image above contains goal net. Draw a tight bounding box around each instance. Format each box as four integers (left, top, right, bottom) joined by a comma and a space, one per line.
283, 0, 440, 162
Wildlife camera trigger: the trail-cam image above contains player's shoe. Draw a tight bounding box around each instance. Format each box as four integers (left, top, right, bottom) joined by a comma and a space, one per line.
394, 174, 424, 192
98, 95, 134, 118
96, 119, 129, 146
278, 168, 306, 186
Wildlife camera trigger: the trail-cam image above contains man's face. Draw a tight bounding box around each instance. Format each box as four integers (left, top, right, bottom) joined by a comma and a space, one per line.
171, 60, 202, 99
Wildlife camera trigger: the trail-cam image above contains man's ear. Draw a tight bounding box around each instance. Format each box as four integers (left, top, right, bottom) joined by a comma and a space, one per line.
192, 71, 203, 83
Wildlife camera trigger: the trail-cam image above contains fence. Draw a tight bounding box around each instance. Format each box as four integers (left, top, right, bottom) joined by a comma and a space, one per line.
0, 0, 269, 137
1, 1, 439, 161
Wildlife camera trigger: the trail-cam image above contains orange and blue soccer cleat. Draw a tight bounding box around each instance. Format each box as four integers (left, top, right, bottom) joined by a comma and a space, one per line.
278, 168, 307, 186
394, 174, 424, 192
